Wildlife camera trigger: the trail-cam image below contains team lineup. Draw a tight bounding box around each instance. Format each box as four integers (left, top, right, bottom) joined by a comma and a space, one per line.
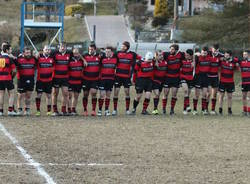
0, 41, 249, 117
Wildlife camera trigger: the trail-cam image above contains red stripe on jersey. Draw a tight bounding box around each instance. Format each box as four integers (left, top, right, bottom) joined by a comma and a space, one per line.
16, 56, 36, 79
0, 55, 15, 81
239, 59, 250, 85
197, 55, 210, 73
153, 60, 167, 83
100, 56, 117, 80
83, 54, 100, 81
208, 56, 220, 77
180, 59, 194, 81
165, 52, 183, 78
134, 60, 154, 81
69, 57, 83, 85
220, 59, 236, 83
54, 52, 70, 79
37, 54, 54, 82
116, 51, 140, 78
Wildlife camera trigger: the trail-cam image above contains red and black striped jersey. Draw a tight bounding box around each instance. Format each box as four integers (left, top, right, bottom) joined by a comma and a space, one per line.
100, 55, 117, 80
133, 60, 154, 82
239, 58, 250, 85
68, 56, 83, 85
0, 54, 15, 81
180, 59, 194, 81
153, 60, 167, 83
37, 54, 54, 82
208, 52, 223, 77
53, 51, 71, 79
83, 53, 100, 81
196, 55, 210, 74
219, 58, 237, 83
16, 56, 36, 79
164, 52, 184, 78
116, 51, 141, 78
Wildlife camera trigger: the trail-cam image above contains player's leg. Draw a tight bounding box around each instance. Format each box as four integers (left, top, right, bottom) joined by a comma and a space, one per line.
162, 87, 169, 114
52, 87, 59, 115
61, 86, 69, 115
104, 90, 112, 116
170, 87, 178, 115
98, 89, 105, 116
24, 91, 32, 115
0, 90, 5, 116
182, 82, 189, 114
90, 87, 98, 116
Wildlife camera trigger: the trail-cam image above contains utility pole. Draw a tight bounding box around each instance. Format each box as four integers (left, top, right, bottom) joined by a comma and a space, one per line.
93, 0, 97, 16
174, 0, 179, 29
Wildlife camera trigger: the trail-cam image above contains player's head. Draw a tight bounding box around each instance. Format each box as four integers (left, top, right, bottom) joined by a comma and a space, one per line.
43, 45, 51, 56
2, 43, 11, 54
1, 41, 9, 51
169, 44, 179, 55
212, 43, 219, 53
105, 46, 113, 58
243, 50, 249, 59
145, 51, 153, 62
59, 42, 67, 53
224, 50, 232, 59
73, 47, 80, 56
88, 43, 96, 55
23, 47, 32, 58
155, 50, 163, 61
185, 49, 193, 60
201, 46, 208, 56
121, 41, 130, 52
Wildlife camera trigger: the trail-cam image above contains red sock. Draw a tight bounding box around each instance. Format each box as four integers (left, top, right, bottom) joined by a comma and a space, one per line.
162, 98, 167, 110
53, 105, 58, 113
72, 107, 76, 113
171, 97, 177, 111
125, 97, 130, 111
113, 98, 118, 111
143, 98, 150, 111
211, 98, 216, 111
82, 97, 88, 111
243, 106, 247, 112
98, 98, 104, 111
105, 98, 110, 110
193, 99, 198, 111
92, 98, 97, 111
47, 105, 51, 112
61, 106, 66, 113
36, 98, 41, 111
8, 106, 13, 112
248, 107, 250, 113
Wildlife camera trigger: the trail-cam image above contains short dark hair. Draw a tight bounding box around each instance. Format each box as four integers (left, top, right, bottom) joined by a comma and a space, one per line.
170, 44, 179, 51
2, 44, 10, 53
122, 41, 130, 50
225, 50, 232, 56
23, 46, 31, 51
106, 46, 113, 51
202, 46, 209, 52
212, 43, 219, 50
60, 42, 66, 47
89, 43, 96, 49
243, 50, 250, 54
186, 49, 193, 56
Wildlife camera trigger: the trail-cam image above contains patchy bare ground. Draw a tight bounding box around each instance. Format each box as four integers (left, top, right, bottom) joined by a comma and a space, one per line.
0, 115, 249, 184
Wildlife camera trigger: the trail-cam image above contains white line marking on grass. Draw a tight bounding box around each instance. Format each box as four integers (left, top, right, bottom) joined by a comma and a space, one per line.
0, 162, 123, 167
0, 123, 56, 184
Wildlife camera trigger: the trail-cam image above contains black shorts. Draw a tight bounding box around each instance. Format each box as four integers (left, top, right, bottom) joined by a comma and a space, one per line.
195, 73, 209, 89
36, 81, 52, 94
82, 80, 98, 91
180, 79, 194, 89
152, 80, 165, 92
17, 78, 34, 93
114, 76, 131, 88
99, 79, 114, 91
52, 78, 68, 88
135, 78, 152, 93
0, 80, 14, 91
241, 84, 250, 92
164, 77, 180, 88
68, 83, 82, 93
208, 76, 219, 88
219, 82, 235, 93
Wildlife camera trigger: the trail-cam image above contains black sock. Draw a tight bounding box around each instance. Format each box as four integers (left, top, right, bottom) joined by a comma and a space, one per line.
133, 99, 139, 110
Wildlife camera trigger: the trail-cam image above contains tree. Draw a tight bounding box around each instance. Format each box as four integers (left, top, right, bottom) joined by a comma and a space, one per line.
179, 0, 249, 50
152, 0, 169, 27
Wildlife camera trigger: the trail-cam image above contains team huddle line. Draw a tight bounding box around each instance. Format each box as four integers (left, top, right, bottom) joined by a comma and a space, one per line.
0, 41, 249, 117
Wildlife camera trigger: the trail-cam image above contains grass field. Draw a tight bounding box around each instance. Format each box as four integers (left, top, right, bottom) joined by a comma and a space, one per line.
0, 85, 249, 184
